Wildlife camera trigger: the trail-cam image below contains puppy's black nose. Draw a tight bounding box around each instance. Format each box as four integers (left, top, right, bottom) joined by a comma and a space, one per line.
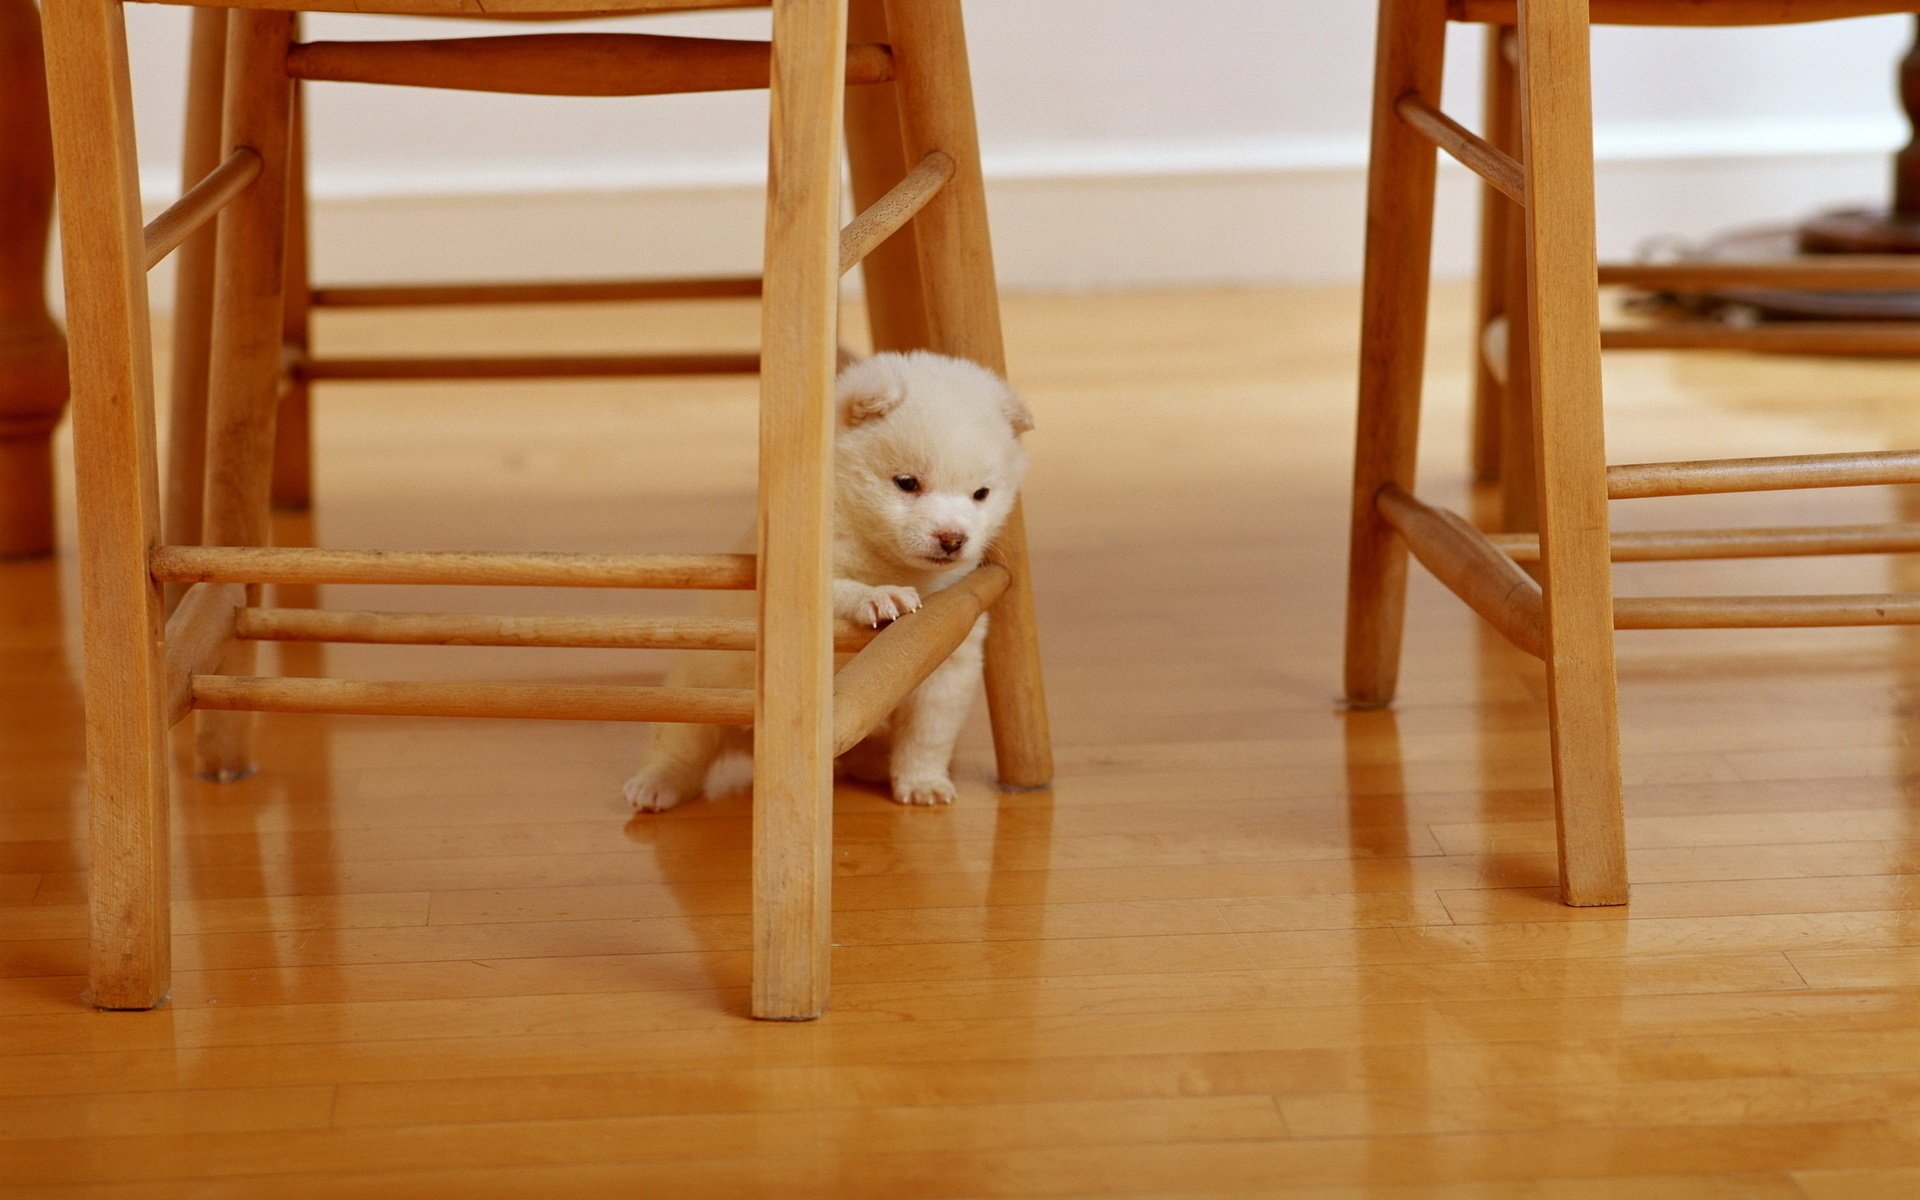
935, 530, 968, 555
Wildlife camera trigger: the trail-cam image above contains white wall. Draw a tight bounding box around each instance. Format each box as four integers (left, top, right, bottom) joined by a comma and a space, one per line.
116, 3, 1914, 295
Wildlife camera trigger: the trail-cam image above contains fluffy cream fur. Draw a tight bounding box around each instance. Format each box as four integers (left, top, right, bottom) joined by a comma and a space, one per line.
623, 351, 1032, 812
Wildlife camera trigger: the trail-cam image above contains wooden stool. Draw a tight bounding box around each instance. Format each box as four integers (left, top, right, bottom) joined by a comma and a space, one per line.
44, 0, 1052, 1018
1346, 0, 1920, 907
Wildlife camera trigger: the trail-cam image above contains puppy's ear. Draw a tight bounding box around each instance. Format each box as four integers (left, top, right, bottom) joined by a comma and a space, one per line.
837, 358, 906, 428
1000, 384, 1036, 435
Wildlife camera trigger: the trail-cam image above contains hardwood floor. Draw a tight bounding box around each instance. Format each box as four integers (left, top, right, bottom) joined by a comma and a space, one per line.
7, 285, 1920, 1195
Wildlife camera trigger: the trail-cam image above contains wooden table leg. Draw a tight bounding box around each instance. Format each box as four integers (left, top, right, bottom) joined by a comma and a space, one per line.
0, 0, 70, 560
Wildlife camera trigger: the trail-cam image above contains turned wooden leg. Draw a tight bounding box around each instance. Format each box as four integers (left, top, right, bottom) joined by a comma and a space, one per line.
1344, 0, 1446, 708
0, 0, 71, 560
194, 12, 296, 782
1515, 0, 1628, 906
886, 0, 1054, 790
752, 0, 847, 1022
42, 0, 173, 1008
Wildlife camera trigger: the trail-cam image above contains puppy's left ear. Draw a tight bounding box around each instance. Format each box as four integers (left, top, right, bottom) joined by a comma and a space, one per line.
838, 358, 906, 428
1001, 384, 1036, 435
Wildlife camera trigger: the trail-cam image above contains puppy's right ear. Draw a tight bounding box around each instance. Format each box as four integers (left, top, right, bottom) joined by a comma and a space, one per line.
837, 357, 906, 428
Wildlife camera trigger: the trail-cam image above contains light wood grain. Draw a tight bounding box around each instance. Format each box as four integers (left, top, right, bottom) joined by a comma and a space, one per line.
40, 0, 173, 1010
191, 676, 756, 724
1395, 93, 1525, 203
310, 276, 762, 308
750, 0, 847, 1021
149, 545, 758, 589
843, 0, 931, 354
235, 607, 880, 651
1608, 449, 1920, 499
1604, 322, 1920, 355
285, 32, 891, 96
162, 582, 243, 725
195, 11, 297, 782
1469, 24, 1516, 485
299, 352, 760, 381
838, 150, 953, 276
1457, 0, 1920, 25
887, 0, 1053, 791
1376, 485, 1543, 657
1345, 0, 1447, 707
832, 564, 1009, 754
1492, 522, 1920, 563
160, 8, 228, 591
1513, 0, 1628, 906
17, 218, 1920, 1197
1613, 594, 1920, 629
140, 148, 260, 270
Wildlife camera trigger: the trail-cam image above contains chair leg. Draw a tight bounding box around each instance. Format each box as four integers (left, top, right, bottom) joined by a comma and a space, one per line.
1515, 0, 1628, 906
194, 12, 296, 782
162, 8, 227, 611
752, 0, 847, 1022
844, 0, 931, 355
1470, 25, 1514, 487
1344, 0, 1447, 708
42, 0, 173, 1009
885, 0, 1054, 790
1498, 195, 1540, 533
272, 69, 313, 512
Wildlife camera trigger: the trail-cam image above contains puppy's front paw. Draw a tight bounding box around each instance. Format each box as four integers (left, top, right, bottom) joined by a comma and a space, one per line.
623, 770, 689, 813
855, 585, 921, 628
892, 774, 957, 807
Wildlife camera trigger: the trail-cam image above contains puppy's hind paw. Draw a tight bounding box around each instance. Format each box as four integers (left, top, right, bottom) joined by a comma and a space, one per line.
855, 585, 921, 628
623, 771, 689, 813
891, 775, 957, 807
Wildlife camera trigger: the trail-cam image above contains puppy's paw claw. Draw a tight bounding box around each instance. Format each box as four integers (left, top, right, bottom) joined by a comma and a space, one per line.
623, 773, 686, 813
892, 776, 957, 807
856, 585, 922, 628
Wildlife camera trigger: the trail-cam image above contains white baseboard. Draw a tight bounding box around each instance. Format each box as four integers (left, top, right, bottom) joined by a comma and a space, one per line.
131, 120, 1900, 307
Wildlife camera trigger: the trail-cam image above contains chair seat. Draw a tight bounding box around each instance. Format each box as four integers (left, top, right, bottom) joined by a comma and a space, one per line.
137, 0, 764, 17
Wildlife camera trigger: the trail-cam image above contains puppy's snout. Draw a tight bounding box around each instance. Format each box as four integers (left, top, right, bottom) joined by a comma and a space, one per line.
934, 530, 969, 556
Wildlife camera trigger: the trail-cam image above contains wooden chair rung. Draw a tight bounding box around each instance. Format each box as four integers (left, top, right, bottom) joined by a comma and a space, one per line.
1454, 0, 1913, 26
299, 352, 760, 382
162, 582, 243, 726
142, 149, 260, 271
839, 151, 954, 276
191, 675, 755, 724
1615, 593, 1920, 629
238, 607, 878, 652
1394, 95, 1524, 204
1603, 322, 1920, 356
1376, 485, 1545, 659
1608, 449, 1920, 500
150, 545, 758, 590
1601, 258, 1920, 293
1492, 521, 1920, 564
310, 276, 764, 309
286, 33, 893, 98
831, 564, 1009, 756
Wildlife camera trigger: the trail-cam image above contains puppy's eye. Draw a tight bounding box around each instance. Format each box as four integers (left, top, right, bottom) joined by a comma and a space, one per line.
893, 475, 921, 494
972, 487, 991, 502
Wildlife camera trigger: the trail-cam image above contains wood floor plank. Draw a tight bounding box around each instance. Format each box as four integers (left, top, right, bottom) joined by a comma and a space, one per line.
7, 287, 1920, 1189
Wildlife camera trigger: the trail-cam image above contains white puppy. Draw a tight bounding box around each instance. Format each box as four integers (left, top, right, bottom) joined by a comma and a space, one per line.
623, 350, 1033, 812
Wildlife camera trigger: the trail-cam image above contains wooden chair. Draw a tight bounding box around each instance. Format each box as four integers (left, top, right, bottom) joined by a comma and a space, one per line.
1346, 0, 1920, 906
44, 0, 1052, 1018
